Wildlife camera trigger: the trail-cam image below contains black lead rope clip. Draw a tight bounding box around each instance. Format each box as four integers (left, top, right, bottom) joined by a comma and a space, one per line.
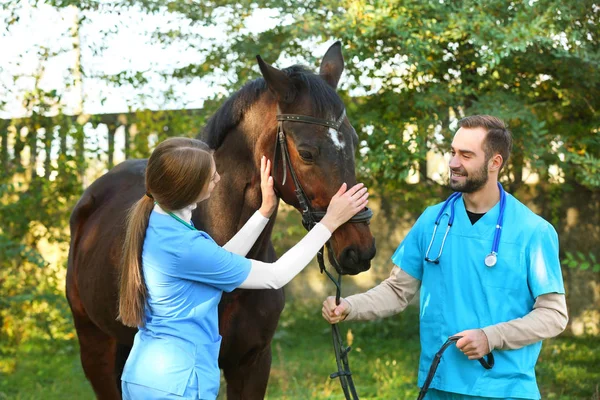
417, 335, 495, 400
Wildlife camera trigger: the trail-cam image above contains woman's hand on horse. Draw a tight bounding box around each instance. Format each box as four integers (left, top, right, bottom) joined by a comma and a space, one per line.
322, 296, 351, 324
259, 156, 278, 218
320, 183, 369, 232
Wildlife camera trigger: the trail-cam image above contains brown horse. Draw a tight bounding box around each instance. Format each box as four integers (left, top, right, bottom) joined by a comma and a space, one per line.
66, 42, 376, 399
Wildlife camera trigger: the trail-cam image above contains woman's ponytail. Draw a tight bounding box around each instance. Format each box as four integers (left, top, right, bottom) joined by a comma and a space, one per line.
118, 195, 154, 327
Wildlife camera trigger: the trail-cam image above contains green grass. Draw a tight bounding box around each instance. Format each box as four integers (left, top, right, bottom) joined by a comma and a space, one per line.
0, 339, 93, 399
1, 305, 598, 399
266, 304, 422, 399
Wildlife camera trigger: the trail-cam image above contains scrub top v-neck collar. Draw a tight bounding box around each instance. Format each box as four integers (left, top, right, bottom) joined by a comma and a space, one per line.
452, 195, 503, 239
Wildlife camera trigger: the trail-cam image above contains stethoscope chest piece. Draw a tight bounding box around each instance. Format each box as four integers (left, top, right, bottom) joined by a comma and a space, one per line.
484, 252, 497, 268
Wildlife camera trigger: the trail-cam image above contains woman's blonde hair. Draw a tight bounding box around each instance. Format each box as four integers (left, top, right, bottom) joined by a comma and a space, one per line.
118, 137, 213, 327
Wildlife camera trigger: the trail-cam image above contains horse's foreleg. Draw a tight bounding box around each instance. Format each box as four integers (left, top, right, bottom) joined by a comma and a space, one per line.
71, 309, 121, 400
223, 346, 272, 400
114, 343, 132, 392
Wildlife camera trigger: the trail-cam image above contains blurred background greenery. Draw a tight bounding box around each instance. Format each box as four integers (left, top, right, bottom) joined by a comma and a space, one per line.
0, 0, 598, 398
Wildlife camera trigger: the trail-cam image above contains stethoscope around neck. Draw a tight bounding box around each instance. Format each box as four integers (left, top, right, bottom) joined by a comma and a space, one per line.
424, 182, 506, 267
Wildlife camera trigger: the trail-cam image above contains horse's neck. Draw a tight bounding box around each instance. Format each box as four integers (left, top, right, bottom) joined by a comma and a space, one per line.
199, 122, 277, 248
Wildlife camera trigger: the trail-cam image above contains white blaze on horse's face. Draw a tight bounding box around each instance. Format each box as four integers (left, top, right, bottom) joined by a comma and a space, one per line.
328, 127, 346, 150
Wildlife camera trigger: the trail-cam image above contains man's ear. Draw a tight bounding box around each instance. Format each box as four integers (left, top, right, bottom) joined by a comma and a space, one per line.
489, 154, 503, 171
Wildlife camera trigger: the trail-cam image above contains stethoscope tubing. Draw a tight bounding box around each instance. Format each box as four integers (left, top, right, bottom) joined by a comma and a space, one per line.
424, 193, 461, 264
425, 182, 506, 266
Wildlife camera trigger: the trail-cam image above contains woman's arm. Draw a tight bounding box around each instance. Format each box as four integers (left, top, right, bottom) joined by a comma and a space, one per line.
238, 182, 370, 290
222, 211, 270, 256
237, 223, 331, 289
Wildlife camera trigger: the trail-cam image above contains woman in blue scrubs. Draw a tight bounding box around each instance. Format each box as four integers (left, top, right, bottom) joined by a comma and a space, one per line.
322, 115, 568, 400
119, 137, 370, 399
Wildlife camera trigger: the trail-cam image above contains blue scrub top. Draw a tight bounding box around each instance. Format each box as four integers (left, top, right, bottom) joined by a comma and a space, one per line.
121, 211, 251, 399
392, 193, 564, 399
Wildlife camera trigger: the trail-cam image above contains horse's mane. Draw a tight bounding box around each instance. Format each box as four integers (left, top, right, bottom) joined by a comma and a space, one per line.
201, 65, 343, 150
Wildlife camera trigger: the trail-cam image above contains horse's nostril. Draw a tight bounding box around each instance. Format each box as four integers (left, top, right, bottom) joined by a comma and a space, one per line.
349, 249, 359, 264
342, 248, 359, 264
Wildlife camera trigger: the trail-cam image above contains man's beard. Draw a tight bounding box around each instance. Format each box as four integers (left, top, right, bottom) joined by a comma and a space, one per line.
449, 160, 489, 193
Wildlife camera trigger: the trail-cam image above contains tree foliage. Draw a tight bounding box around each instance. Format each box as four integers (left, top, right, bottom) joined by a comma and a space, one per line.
206, 1, 599, 197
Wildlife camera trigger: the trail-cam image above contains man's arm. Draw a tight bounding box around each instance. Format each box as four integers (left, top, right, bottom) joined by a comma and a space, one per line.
455, 293, 568, 359
344, 267, 421, 321
323, 208, 428, 325
482, 293, 568, 351
479, 221, 568, 353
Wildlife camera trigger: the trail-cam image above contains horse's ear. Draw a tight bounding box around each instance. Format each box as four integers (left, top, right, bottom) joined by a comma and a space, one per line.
256, 55, 297, 104
319, 41, 345, 89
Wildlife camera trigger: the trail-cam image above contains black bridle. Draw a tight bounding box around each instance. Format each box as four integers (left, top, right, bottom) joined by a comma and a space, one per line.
272, 107, 372, 400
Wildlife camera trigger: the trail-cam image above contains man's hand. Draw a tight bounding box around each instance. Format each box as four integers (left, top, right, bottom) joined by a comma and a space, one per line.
321, 296, 351, 324
454, 329, 490, 360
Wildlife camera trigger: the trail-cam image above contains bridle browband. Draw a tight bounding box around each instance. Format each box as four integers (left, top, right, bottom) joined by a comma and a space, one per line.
271, 107, 371, 400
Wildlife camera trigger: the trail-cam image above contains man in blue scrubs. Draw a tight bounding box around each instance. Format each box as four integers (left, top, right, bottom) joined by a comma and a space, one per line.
322, 115, 568, 399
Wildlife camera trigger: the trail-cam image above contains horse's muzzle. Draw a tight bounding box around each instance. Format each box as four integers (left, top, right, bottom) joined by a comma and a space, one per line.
334, 239, 376, 275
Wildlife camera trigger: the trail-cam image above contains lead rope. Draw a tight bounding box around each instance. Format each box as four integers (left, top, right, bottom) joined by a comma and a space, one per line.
318, 244, 360, 400
286, 145, 360, 397
417, 336, 495, 400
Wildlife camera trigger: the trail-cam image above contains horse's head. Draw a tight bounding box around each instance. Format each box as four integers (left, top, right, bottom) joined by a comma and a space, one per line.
255, 42, 376, 275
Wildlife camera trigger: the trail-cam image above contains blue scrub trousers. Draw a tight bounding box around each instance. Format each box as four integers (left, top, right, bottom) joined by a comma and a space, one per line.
425, 389, 534, 400
122, 376, 203, 400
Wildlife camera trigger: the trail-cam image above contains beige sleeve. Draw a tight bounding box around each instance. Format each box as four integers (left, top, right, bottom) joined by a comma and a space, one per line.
344, 267, 421, 321
482, 293, 568, 352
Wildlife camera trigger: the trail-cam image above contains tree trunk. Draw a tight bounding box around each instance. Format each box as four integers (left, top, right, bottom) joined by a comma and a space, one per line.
75, 126, 85, 186
13, 125, 24, 170
43, 122, 54, 179
509, 150, 524, 193
56, 123, 68, 176
1, 121, 8, 172
107, 123, 116, 170
124, 124, 131, 159
27, 124, 38, 180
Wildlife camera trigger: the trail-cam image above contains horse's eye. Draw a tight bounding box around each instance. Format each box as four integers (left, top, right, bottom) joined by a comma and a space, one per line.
298, 150, 314, 162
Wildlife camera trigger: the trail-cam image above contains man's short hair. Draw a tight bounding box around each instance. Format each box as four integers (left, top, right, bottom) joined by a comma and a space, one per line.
458, 115, 512, 171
